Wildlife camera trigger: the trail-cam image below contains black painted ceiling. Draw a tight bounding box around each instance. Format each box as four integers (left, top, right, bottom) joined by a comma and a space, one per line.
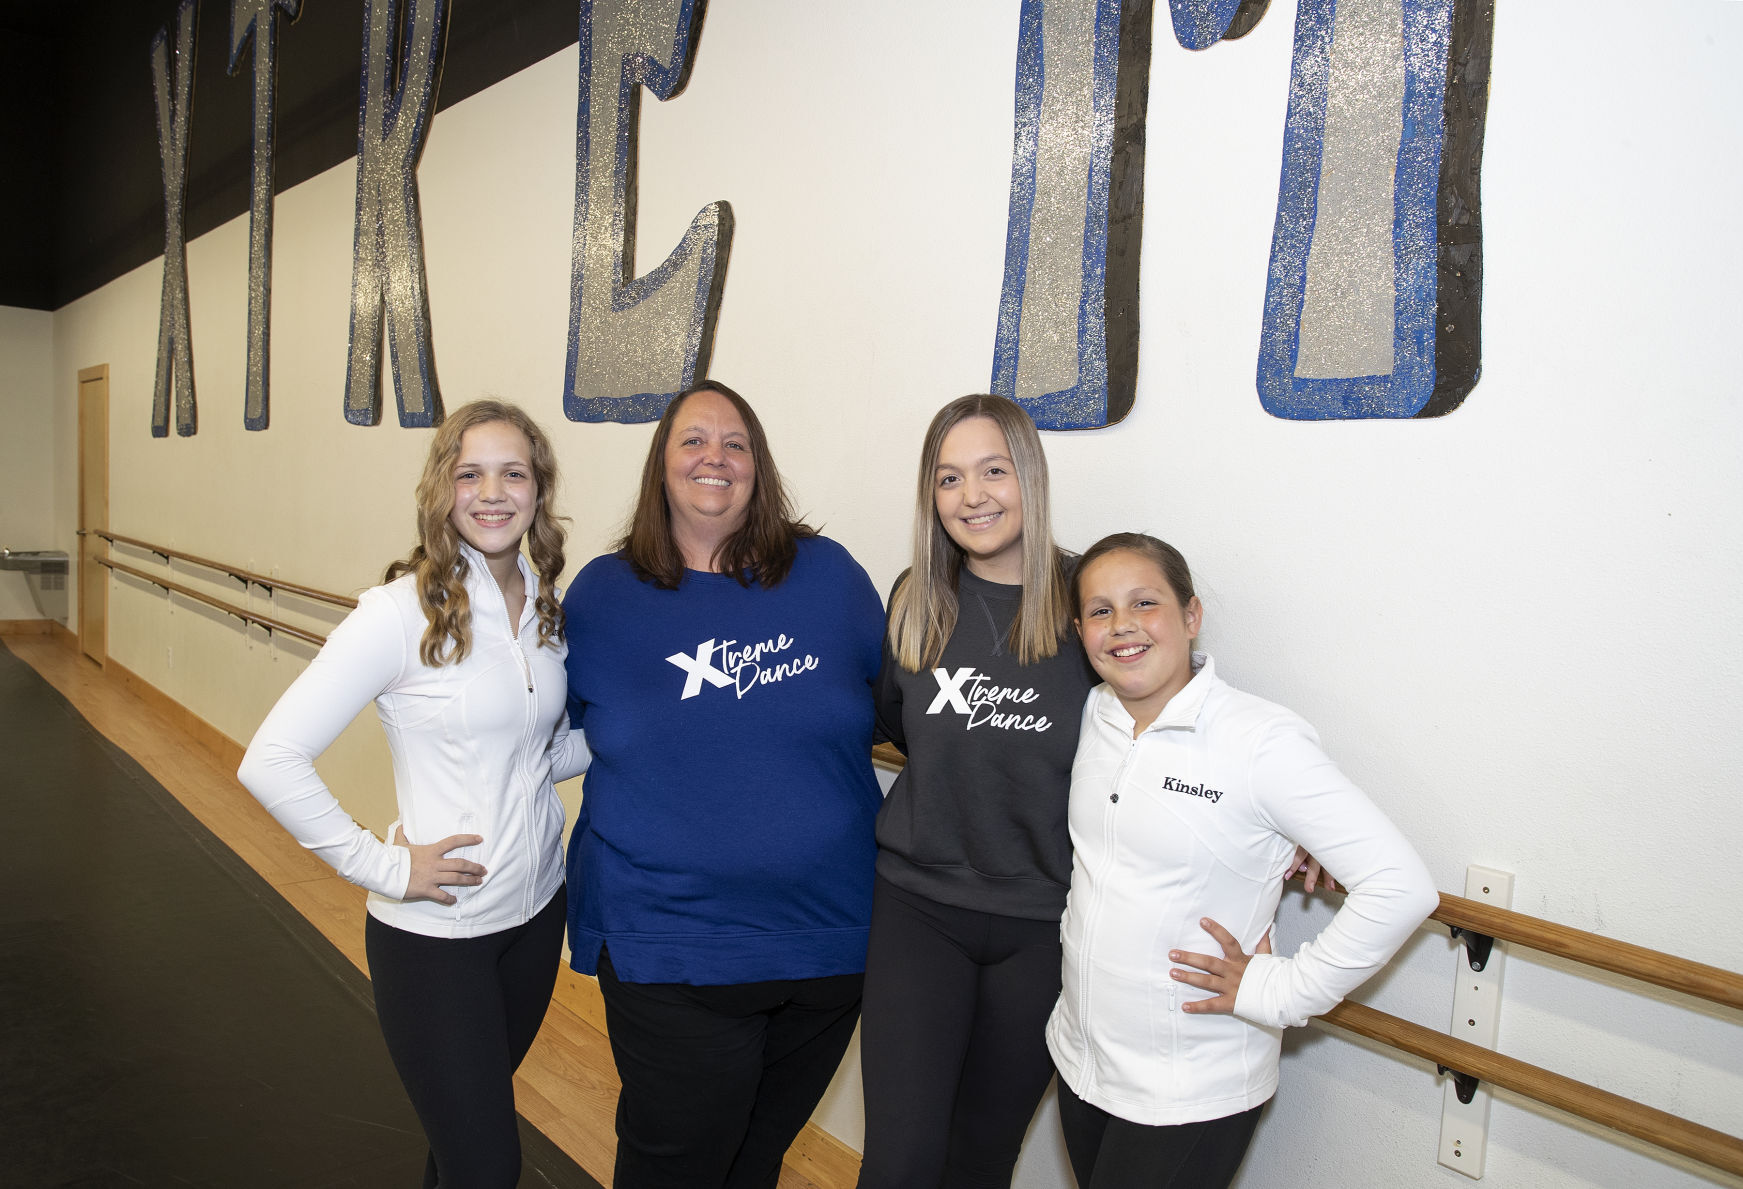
0, 0, 579, 311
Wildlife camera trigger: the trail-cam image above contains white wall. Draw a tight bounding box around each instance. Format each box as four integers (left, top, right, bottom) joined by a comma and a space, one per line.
29, 1, 1743, 1185
0, 305, 56, 620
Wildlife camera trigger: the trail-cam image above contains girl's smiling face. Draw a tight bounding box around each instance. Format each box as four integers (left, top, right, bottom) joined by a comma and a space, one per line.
1077, 548, 1202, 735
449, 420, 537, 576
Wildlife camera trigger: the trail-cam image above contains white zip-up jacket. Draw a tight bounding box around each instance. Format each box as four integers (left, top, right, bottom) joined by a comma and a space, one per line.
238, 544, 590, 939
1046, 655, 1436, 1126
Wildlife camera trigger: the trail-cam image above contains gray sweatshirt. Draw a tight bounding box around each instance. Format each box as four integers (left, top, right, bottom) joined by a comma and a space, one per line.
873, 565, 1098, 920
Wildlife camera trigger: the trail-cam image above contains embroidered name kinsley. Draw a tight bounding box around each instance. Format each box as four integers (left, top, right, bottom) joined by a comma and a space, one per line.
1161, 776, 1224, 804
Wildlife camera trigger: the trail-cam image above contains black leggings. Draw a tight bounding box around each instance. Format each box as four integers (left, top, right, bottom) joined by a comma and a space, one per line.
856, 876, 1063, 1189
1057, 1079, 1263, 1189
364, 887, 566, 1189
597, 949, 864, 1189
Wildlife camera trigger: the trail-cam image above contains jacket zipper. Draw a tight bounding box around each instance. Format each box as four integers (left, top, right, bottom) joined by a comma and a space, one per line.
1079, 731, 1142, 1090
489, 565, 540, 920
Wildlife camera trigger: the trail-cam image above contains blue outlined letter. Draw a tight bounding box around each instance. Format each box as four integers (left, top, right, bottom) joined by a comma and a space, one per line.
991, 0, 1153, 430
564, 0, 733, 424
1177, 0, 1493, 419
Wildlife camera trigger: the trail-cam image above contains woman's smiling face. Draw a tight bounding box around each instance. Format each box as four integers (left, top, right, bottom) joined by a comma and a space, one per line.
933, 416, 1024, 583
663, 387, 755, 544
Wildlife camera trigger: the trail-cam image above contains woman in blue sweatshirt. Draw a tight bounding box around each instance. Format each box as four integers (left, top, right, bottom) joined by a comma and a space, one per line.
561, 381, 885, 1189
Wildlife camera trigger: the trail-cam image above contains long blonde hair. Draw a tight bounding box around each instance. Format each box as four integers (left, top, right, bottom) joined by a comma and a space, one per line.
385, 400, 567, 666
888, 394, 1073, 670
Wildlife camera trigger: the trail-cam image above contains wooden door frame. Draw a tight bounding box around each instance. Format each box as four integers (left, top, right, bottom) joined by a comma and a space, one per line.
77, 364, 109, 665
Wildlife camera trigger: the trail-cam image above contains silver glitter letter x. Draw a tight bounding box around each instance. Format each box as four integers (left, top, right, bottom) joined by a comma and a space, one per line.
229, 0, 303, 431
343, 0, 447, 428
151, 0, 199, 439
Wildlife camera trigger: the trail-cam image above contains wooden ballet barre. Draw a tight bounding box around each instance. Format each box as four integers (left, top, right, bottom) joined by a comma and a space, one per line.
870, 739, 1743, 1174
1319, 999, 1743, 1178
92, 530, 358, 610
99, 557, 327, 648
1436, 892, 1743, 1013
876, 742, 1743, 1012
89, 542, 1742, 1172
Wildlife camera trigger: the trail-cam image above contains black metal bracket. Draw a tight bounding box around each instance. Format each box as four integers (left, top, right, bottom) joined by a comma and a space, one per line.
1437, 1065, 1480, 1104
1450, 925, 1495, 971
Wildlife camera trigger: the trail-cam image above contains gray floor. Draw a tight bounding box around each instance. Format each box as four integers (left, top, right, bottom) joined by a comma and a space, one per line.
0, 644, 599, 1189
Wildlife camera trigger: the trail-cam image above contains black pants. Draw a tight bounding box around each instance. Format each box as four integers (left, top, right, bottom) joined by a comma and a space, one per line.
856, 877, 1064, 1189
364, 887, 566, 1189
596, 948, 863, 1189
1057, 1079, 1264, 1189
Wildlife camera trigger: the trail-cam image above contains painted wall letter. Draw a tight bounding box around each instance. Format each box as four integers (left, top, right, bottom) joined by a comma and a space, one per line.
991, 0, 1153, 430
1184, 0, 1493, 419
565, 0, 732, 424
343, 0, 448, 428
229, 0, 303, 432
151, 0, 199, 439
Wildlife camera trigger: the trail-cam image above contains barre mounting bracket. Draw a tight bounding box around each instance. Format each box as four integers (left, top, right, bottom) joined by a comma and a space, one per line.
1450, 925, 1495, 972
1437, 1065, 1480, 1105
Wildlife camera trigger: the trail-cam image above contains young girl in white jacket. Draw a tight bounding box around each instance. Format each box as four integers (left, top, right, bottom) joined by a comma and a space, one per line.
238, 400, 589, 1188
1045, 533, 1437, 1188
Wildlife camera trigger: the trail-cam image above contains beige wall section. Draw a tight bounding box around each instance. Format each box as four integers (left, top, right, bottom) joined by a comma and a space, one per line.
28, 1, 1743, 1186
0, 306, 57, 620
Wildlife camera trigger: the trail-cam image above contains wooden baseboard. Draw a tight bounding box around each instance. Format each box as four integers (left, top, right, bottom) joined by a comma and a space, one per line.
0, 618, 58, 636
787, 1119, 863, 1187
106, 658, 246, 771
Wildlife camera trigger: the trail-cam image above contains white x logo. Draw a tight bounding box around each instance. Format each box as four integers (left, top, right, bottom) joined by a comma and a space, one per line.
667, 639, 735, 700
926, 667, 978, 715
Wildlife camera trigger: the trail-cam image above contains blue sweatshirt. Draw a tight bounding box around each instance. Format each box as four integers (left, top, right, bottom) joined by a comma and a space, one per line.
561, 535, 885, 985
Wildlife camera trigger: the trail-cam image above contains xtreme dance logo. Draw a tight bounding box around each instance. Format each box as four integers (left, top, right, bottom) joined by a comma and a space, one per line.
665, 634, 821, 701
925, 668, 1052, 733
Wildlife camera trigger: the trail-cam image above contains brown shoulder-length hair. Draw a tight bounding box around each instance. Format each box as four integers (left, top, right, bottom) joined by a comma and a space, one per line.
1072, 532, 1197, 619
617, 380, 815, 590
888, 394, 1074, 670
384, 399, 568, 667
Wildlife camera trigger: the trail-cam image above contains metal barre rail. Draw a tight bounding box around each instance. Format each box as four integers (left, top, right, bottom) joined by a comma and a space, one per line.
92, 530, 357, 610
99, 557, 327, 647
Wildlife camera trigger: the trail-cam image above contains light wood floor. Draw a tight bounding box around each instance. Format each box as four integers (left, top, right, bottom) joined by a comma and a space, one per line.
3, 631, 860, 1189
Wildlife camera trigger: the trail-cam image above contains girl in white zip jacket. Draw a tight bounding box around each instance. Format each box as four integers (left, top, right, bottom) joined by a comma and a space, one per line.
1045, 533, 1436, 1188
238, 400, 589, 1188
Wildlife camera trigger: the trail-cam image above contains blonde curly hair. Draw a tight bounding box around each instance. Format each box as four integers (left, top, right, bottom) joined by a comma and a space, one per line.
385, 400, 567, 666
